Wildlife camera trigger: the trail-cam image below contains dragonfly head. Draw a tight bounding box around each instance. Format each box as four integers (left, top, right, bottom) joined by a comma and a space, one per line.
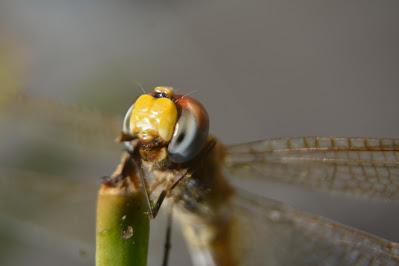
123, 87, 209, 164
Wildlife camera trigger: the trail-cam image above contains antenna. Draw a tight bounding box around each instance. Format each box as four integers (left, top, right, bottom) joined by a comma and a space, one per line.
175, 90, 198, 103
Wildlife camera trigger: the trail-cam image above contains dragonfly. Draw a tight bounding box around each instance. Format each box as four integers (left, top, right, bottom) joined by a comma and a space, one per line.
0, 87, 398, 265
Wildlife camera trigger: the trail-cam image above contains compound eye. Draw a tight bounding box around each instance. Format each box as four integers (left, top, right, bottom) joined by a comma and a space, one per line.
122, 103, 135, 151
168, 97, 209, 163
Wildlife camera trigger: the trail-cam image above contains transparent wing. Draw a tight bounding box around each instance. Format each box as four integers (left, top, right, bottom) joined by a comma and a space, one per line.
223, 137, 399, 201
183, 188, 399, 266
230, 189, 399, 265
0, 168, 98, 265
0, 90, 178, 265
0, 89, 123, 265
0, 88, 122, 152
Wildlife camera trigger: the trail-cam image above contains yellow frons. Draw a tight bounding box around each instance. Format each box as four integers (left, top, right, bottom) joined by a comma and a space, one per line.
129, 94, 177, 141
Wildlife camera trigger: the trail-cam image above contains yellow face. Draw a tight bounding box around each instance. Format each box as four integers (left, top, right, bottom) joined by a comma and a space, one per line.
129, 88, 177, 142
123, 86, 210, 164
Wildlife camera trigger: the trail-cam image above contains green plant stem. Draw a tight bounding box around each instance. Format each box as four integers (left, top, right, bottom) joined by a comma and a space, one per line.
96, 184, 149, 266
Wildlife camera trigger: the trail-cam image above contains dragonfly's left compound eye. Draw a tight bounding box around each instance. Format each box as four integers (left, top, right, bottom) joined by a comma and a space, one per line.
168, 96, 209, 164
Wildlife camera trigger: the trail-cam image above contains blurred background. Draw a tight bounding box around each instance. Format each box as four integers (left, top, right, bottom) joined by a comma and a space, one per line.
0, 1, 398, 265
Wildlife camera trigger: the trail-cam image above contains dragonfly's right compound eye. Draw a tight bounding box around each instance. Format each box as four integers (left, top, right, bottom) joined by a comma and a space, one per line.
122, 103, 135, 151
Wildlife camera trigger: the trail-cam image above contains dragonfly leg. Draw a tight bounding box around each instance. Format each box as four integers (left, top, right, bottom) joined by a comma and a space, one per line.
139, 138, 217, 219
162, 203, 174, 266
131, 156, 159, 219
170, 137, 217, 191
